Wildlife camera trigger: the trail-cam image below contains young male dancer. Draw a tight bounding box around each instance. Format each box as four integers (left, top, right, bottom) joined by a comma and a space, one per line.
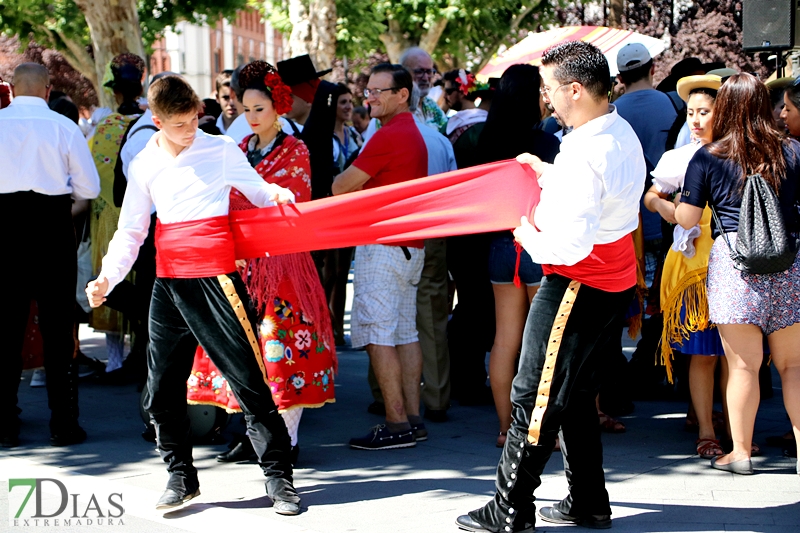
456, 41, 644, 531
86, 75, 302, 515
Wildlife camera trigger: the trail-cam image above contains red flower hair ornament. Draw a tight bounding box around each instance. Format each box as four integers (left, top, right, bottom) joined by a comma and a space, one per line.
264, 72, 294, 116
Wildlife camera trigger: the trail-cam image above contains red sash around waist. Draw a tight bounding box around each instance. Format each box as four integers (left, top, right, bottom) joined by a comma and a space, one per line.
155, 215, 236, 278
543, 234, 636, 293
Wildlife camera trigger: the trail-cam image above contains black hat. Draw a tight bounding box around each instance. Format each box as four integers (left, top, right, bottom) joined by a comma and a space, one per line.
656, 57, 725, 93
104, 63, 143, 89
276, 54, 332, 86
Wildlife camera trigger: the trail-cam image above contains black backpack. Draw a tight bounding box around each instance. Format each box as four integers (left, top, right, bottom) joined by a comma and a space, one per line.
113, 116, 159, 207
711, 173, 799, 274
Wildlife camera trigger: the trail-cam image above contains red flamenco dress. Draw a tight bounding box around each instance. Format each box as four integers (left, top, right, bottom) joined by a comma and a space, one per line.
187, 133, 336, 422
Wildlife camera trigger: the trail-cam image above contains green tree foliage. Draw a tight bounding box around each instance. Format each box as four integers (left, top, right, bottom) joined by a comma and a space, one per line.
0, 0, 249, 70
263, 0, 562, 68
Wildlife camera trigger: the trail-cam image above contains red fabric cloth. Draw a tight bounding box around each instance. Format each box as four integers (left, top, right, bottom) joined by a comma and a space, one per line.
155, 215, 236, 278
352, 112, 428, 248
290, 79, 320, 103
231, 159, 541, 258
542, 234, 637, 292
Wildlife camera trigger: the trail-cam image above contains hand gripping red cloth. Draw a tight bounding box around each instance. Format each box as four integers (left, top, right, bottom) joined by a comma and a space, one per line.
231, 160, 540, 258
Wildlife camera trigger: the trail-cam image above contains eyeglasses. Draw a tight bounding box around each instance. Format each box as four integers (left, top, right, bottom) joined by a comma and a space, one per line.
539, 81, 578, 100
363, 87, 399, 99
412, 68, 437, 78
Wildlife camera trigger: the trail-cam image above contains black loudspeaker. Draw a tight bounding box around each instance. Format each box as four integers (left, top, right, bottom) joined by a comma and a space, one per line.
742, 0, 798, 52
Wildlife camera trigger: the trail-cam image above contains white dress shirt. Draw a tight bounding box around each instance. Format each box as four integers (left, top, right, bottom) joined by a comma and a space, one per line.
415, 117, 457, 175
100, 130, 285, 293
0, 96, 100, 200
120, 108, 157, 179
518, 105, 645, 266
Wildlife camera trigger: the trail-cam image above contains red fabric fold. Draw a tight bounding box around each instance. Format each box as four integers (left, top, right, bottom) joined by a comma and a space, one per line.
156, 215, 236, 278
542, 234, 637, 292
231, 160, 540, 259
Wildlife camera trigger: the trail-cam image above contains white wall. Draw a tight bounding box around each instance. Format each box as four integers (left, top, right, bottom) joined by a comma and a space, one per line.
164, 22, 212, 98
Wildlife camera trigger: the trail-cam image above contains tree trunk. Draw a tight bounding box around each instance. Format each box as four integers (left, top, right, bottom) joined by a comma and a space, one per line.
288, 0, 312, 60
309, 0, 336, 71
418, 18, 448, 56
379, 19, 411, 63
74, 0, 144, 109
609, 0, 625, 28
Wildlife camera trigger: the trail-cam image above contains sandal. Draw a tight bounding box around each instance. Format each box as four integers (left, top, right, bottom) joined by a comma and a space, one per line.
696, 438, 724, 459
496, 431, 507, 448
598, 413, 626, 433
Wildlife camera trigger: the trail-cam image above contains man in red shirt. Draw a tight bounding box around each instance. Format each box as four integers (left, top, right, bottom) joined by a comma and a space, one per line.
333, 63, 429, 450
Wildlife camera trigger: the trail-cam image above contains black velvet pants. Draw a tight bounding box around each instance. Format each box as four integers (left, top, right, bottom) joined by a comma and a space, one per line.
469, 274, 634, 531
0, 192, 79, 435
142, 273, 296, 500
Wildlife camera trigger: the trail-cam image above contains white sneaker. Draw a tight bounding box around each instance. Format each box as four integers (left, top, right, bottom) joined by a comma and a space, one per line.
30, 368, 46, 388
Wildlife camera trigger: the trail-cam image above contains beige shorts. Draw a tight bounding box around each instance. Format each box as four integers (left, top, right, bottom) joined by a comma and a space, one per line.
350, 244, 425, 348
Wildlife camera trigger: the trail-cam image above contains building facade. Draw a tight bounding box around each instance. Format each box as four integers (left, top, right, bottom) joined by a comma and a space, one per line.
150, 10, 284, 98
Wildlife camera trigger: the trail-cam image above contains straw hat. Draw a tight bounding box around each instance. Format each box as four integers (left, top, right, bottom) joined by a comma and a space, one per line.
676, 74, 722, 102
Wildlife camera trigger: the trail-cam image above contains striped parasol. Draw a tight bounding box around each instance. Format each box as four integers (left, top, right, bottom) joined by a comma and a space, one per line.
478, 26, 667, 80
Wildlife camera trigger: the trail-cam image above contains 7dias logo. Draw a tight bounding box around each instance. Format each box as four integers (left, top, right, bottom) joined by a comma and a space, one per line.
8, 478, 125, 527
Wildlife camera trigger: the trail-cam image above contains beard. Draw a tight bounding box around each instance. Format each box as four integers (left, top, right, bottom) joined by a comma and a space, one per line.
545, 102, 563, 128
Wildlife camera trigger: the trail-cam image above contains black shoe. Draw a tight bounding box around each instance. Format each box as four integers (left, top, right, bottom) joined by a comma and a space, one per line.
538, 506, 611, 529
349, 424, 416, 450
455, 514, 490, 532
1, 432, 19, 448
141, 424, 156, 443
155, 488, 200, 510
366, 401, 386, 416
216, 440, 257, 462
50, 426, 87, 447
424, 408, 448, 423
412, 422, 428, 442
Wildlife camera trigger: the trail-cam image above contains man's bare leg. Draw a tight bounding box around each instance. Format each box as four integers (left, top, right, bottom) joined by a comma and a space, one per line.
397, 341, 423, 418
366, 344, 408, 424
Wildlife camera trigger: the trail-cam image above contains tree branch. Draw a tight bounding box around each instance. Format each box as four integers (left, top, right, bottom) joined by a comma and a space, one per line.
419, 17, 448, 55
54, 29, 97, 88
474, 1, 541, 72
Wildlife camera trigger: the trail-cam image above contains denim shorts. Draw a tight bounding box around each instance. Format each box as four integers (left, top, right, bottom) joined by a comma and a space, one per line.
488, 232, 543, 286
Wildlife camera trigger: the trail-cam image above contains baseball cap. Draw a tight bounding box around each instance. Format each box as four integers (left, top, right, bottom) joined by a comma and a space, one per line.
617, 43, 652, 72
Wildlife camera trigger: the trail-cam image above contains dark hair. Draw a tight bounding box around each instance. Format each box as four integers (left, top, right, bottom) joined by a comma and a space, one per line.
688, 87, 718, 101
300, 80, 349, 199
541, 41, 611, 101
353, 106, 368, 119
230, 65, 245, 101
618, 59, 653, 86
442, 69, 461, 84
707, 73, 788, 191
337, 82, 352, 96
215, 70, 233, 94
477, 64, 548, 163
49, 97, 79, 124
785, 81, 800, 115
147, 75, 201, 118
48, 90, 68, 103
370, 63, 413, 102
202, 98, 222, 119
238, 60, 278, 101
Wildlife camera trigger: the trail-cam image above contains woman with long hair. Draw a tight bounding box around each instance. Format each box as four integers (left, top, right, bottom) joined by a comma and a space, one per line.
645, 75, 729, 459
675, 73, 800, 474
781, 79, 800, 139
476, 64, 560, 447
187, 61, 336, 462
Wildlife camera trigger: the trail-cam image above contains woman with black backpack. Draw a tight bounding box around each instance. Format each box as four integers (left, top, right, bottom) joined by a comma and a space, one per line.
675, 73, 800, 475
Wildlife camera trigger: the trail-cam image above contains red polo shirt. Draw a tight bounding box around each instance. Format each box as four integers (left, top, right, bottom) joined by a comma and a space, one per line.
353, 111, 428, 248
